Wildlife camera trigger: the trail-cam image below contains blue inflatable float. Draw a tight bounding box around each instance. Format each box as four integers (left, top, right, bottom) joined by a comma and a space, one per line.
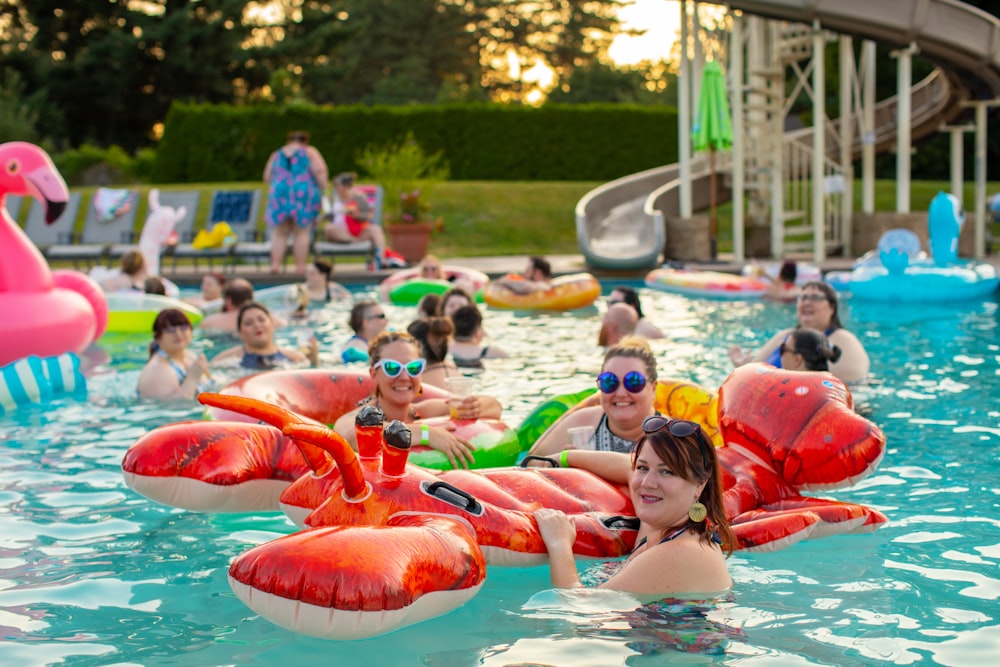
0, 353, 86, 416
831, 192, 998, 302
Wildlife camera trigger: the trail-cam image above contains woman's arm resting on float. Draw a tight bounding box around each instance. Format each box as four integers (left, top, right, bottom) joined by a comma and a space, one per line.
528, 409, 597, 458
561, 449, 632, 485
534, 508, 583, 588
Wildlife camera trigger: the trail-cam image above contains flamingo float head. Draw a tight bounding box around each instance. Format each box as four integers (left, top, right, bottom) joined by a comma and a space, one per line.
0, 142, 69, 222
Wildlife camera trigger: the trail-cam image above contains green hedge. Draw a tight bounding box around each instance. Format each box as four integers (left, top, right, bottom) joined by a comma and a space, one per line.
152, 103, 678, 184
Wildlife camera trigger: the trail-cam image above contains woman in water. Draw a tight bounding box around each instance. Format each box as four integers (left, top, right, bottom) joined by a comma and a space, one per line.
340, 300, 388, 363
534, 416, 735, 595
333, 331, 502, 469
137, 309, 210, 400
529, 337, 658, 457
778, 327, 842, 372
212, 302, 317, 370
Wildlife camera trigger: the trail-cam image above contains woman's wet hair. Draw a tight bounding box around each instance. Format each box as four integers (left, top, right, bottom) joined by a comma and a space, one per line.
236, 301, 271, 330
633, 426, 736, 555
450, 304, 483, 340
602, 335, 657, 383
612, 286, 644, 319
788, 328, 843, 371
436, 287, 473, 317
407, 317, 453, 364
416, 293, 441, 319
799, 281, 843, 330
313, 259, 333, 279
778, 260, 797, 283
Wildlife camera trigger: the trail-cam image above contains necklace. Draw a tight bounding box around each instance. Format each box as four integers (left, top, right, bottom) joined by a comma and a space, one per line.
630, 525, 689, 557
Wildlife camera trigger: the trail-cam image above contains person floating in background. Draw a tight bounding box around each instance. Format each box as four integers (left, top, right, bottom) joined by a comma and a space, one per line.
263, 130, 329, 274
598, 302, 639, 347
303, 259, 350, 303
183, 272, 226, 310
449, 304, 508, 369
341, 300, 388, 363
534, 415, 735, 595
322, 172, 389, 269
199, 278, 256, 333
491, 255, 552, 295
778, 327, 842, 372
137, 309, 209, 400
96, 250, 148, 292
406, 316, 460, 387
728, 281, 869, 383
607, 286, 665, 338
762, 260, 801, 302
212, 302, 317, 370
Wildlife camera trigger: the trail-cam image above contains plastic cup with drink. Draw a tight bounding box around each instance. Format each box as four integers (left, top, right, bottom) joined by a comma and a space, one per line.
445, 376, 476, 419
568, 425, 595, 450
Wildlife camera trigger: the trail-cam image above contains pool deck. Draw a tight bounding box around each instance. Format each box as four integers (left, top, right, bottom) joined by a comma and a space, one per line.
161, 253, 903, 287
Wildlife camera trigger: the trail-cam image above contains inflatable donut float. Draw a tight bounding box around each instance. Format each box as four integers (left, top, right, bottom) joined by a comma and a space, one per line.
104, 292, 204, 334
379, 264, 489, 305
483, 273, 601, 311
645, 268, 768, 300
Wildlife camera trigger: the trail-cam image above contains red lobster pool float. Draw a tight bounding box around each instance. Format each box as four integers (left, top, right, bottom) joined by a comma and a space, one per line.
121, 364, 888, 639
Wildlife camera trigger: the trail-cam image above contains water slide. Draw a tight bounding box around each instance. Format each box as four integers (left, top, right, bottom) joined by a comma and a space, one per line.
576, 0, 1000, 270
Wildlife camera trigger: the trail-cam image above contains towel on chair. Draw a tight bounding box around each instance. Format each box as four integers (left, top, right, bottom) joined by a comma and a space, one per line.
93, 188, 134, 223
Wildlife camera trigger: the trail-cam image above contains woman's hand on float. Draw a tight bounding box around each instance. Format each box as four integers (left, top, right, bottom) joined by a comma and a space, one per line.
428, 426, 476, 469
305, 337, 319, 366
534, 508, 577, 553
728, 346, 751, 367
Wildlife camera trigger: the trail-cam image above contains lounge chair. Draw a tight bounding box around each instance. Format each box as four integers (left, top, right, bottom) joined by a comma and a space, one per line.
22, 192, 84, 258
312, 184, 383, 269
176, 189, 261, 270
47, 188, 139, 267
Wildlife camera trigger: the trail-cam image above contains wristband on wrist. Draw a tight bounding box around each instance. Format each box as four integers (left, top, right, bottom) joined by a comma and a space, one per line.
559, 450, 570, 468
420, 424, 430, 446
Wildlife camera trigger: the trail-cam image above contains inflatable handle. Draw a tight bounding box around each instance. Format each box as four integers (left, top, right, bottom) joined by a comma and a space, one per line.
423, 481, 483, 515
602, 515, 641, 531
518, 455, 559, 468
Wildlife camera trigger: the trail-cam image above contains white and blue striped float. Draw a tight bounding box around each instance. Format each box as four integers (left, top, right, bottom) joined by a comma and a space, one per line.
0, 353, 86, 416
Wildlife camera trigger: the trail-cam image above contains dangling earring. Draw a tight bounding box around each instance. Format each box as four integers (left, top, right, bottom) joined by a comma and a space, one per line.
688, 502, 707, 523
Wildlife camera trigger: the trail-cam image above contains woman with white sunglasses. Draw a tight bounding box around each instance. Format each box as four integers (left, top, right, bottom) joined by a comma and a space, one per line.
528, 336, 658, 458
333, 331, 503, 469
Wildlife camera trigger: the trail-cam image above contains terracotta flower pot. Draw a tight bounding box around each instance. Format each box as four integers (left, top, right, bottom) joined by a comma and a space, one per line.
385, 222, 434, 264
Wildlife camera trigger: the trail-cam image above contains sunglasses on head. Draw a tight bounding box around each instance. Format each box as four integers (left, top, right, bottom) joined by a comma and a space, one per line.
641, 416, 710, 466
597, 370, 647, 394
374, 358, 426, 378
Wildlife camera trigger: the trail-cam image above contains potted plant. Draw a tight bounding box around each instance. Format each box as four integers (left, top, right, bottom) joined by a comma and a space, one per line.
357, 133, 448, 264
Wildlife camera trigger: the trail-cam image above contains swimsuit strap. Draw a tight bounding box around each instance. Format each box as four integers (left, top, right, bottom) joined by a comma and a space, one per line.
630, 525, 689, 557
156, 346, 187, 384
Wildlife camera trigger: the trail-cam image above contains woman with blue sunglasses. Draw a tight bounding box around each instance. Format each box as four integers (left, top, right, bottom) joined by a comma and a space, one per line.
333, 331, 503, 469
528, 337, 659, 458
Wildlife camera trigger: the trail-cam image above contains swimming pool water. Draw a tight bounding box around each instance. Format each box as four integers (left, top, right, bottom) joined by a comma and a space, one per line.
2, 284, 998, 666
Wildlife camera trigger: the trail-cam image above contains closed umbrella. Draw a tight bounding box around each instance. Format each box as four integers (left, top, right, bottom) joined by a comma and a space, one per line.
692, 60, 733, 259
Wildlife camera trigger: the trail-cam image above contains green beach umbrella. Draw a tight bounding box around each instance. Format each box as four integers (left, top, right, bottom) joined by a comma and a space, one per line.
692, 60, 733, 258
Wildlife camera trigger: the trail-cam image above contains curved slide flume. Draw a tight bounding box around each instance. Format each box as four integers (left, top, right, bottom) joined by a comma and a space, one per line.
577, 0, 1000, 271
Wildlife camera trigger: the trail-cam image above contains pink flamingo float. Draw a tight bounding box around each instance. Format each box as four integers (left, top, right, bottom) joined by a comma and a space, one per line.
0, 142, 107, 366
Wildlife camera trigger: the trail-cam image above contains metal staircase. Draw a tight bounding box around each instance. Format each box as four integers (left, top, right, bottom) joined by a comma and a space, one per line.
739, 21, 847, 255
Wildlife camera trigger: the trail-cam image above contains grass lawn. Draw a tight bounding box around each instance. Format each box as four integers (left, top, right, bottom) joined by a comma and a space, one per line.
18, 179, 1000, 265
